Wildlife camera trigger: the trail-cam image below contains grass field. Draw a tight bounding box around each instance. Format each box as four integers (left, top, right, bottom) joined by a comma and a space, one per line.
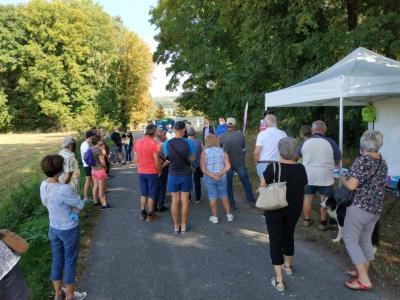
0, 132, 99, 300
0, 133, 75, 200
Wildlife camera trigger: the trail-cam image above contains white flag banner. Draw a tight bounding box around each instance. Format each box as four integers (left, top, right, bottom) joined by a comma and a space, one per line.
243, 101, 249, 136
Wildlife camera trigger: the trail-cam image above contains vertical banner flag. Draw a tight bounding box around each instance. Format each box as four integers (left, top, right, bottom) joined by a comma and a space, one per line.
243, 101, 249, 136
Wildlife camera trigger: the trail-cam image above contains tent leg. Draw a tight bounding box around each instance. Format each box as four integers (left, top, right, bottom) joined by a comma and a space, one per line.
339, 95, 344, 178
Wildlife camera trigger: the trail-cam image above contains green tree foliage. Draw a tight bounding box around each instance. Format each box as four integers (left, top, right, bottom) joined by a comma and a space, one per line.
155, 104, 165, 119
0, 0, 153, 132
151, 0, 400, 147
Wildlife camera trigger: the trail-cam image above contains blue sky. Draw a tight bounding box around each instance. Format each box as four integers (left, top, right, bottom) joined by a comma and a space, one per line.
0, 0, 178, 97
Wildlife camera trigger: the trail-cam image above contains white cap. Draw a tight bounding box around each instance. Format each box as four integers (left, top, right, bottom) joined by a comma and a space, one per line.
226, 117, 236, 126
62, 136, 76, 148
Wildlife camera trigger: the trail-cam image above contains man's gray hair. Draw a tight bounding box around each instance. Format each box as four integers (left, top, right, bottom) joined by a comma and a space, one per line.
278, 137, 299, 160
264, 114, 277, 127
360, 130, 383, 152
312, 120, 327, 133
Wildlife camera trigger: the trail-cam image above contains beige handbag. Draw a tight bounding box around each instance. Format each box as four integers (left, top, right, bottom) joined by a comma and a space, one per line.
0, 229, 29, 254
256, 163, 288, 211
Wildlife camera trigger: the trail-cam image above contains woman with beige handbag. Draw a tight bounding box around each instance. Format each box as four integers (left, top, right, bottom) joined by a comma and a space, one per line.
0, 229, 30, 300
261, 137, 308, 292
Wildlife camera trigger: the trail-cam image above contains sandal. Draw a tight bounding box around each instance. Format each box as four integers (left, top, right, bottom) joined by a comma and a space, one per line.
345, 278, 372, 290
174, 225, 181, 234
346, 270, 358, 277
270, 277, 285, 292
181, 224, 190, 234
282, 264, 293, 275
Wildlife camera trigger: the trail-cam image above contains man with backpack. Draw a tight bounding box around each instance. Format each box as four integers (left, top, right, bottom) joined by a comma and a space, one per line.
163, 121, 196, 233
80, 130, 96, 202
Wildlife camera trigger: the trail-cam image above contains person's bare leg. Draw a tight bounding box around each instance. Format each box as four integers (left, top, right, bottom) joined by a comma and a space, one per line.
98, 180, 107, 206
140, 196, 147, 211
171, 192, 180, 231
92, 179, 99, 204
303, 194, 313, 220
320, 195, 328, 222
222, 197, 231, 215
65, 284, 75, 299
181, 192, 190, 230
52, 280, 62, 298
209, 199, 218, 217
83, 176, 91, 200
284, 255, 293, 269
273, 265, 285, 288
355, 263, 372, 286
148, 198, 155, 213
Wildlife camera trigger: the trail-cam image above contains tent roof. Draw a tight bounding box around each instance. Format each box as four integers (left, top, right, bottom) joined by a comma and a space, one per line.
265, 47, 400, 108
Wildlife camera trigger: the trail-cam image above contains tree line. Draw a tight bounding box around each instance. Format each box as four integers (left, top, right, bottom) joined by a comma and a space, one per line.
0, 0, 154, 132
150, 0, 400, 146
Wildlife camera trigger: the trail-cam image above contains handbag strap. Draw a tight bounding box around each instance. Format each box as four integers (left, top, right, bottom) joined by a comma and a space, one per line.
272, 162, 281, 183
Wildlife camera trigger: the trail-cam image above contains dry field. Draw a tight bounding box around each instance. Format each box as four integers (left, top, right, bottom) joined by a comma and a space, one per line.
0, 132, 76, 200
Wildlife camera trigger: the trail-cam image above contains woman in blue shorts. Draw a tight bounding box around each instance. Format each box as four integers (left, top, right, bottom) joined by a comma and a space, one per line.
200, 134, 234, 223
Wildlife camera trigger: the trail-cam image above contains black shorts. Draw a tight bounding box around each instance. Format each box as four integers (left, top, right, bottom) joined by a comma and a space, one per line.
84, 166, 92, 177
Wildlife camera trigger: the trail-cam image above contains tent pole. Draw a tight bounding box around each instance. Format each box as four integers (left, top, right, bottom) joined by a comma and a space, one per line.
339, 94, 344, 179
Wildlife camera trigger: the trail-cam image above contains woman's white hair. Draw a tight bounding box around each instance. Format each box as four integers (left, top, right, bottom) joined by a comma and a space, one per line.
360, 130, 383, 152
264, 114, 277, 127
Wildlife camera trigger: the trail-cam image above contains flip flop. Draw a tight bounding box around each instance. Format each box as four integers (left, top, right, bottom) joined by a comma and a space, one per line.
174, 225, 181, 234
270, 277, 285, 292
282, 264, 293, 275
345, 278, 372, 290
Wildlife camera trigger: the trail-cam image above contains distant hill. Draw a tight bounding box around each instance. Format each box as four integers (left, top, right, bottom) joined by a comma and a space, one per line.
153, 96, 177, 109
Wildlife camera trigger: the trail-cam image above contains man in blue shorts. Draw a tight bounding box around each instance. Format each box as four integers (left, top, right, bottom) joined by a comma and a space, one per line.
163, 121, 196, 233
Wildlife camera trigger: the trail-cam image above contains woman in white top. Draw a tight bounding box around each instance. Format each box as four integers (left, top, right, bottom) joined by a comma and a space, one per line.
200, 134, 234, 223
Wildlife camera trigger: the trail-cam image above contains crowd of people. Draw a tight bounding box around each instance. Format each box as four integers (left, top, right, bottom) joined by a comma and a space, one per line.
0, 113, 389, 299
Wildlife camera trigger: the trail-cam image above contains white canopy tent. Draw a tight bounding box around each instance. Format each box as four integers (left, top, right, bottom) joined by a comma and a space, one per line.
265, 47, 400, 175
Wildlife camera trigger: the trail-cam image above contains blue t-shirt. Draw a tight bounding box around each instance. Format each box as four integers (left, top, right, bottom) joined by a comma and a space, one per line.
216, 124, 228, 136
163, 138, 195, 176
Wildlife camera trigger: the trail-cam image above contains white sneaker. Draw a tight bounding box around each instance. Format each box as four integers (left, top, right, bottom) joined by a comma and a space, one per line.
209, 216, 219, 224
227, 214, 234, 222
61, 289, 87, 300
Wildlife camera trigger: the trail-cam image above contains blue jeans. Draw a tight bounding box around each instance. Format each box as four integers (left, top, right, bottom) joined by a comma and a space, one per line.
124, 145, 132, 161
227, 166, 255, 208
49, 226, 79, 285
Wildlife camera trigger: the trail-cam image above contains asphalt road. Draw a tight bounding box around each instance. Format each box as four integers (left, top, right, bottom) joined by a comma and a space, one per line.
78, 160, 392, 300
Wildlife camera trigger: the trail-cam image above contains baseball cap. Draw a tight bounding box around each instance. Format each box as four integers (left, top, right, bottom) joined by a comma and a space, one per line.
187, 127, 196, 136
174, 121, 186, 130
226, 117, 236, 126
85, 130, 96, 139
62, 136, 76, 148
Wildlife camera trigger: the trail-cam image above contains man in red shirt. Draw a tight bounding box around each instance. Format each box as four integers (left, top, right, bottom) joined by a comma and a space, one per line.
134, 124, 161, 222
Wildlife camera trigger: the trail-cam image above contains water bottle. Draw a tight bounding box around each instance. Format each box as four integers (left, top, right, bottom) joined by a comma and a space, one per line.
70, 211, 79, 222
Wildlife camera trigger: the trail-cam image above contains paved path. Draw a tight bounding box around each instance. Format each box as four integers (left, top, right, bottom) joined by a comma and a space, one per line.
78, 164, 391, 299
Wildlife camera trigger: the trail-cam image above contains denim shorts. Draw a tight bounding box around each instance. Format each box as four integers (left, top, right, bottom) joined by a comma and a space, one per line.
48, 226, 79, 285
139, 174, 160, 199
304, 185, 333, 196
204, 174, 228, 200
167, 175, 192, 193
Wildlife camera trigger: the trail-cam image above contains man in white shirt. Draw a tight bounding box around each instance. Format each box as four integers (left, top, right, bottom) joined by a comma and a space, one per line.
295, 120, 341, 230
253, 114, 287, 185
80, 130, 96, 201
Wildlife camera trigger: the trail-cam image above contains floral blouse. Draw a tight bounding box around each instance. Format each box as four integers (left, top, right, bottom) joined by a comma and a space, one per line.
349, 155, 388, 215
